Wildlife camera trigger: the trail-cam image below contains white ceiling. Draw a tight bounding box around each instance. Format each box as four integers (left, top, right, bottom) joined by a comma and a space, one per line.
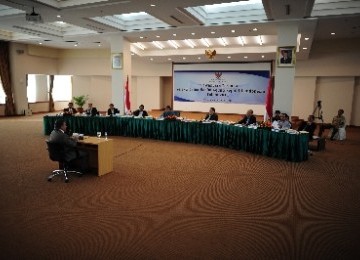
0, 0, 359, 63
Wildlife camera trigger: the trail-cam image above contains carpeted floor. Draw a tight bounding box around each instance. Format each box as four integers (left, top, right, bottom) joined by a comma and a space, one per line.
0, 114, 360, 259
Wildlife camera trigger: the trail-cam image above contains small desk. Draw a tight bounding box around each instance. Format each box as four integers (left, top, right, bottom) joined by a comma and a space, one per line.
78, 137, 113, 176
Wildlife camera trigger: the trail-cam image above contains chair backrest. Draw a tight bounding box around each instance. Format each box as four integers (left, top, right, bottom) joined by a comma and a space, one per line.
46, 140, 66, 163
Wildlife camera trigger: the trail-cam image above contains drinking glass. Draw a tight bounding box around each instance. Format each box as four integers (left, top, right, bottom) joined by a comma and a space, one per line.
97, 131, 101, 139
104, 132, 108, 140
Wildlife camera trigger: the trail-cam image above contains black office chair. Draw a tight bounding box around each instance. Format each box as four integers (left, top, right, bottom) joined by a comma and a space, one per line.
46, 140, 83, 183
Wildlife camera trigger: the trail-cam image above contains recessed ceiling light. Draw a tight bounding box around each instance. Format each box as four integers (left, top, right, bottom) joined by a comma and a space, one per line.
57, 15, 61, 18
244, 56, 248, 59
303, 47, 308, 50
74, 44, 78, 47
150, 58, 153, 61
183, 57, 186, 60
211, 31, 215, 34
150, 4, 156, 7
227, 56, 231, 59
198, 57, 201, 60
156, 35, 160, 38
140, 36, 144, 39
304, 37, 309, 40
231, 30, 235, 33
168, 58, 172, 61
39, 42, 42, 45
173, 33, 176, 36
98, 44, 101, 47
191, 32, 195, 35
261, 55, 265, 58
331, 32, 335, 35
252, 28, 258, 31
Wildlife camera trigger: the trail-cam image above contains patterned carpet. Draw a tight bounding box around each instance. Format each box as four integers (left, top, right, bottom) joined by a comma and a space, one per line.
0, 115, 359, 259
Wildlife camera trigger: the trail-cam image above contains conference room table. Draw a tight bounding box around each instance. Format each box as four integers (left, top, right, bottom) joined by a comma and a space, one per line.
43, 115, 309, 162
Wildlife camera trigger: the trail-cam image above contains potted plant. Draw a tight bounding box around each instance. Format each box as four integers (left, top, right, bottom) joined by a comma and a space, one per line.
73, 95, 88, 113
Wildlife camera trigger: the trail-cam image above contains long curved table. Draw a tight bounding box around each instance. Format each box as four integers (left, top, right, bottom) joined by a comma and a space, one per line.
43, 115, 309, 162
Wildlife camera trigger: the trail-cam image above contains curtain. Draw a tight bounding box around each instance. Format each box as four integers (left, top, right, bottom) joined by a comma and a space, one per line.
48, 75, 54, 112
0, 41, 16, 115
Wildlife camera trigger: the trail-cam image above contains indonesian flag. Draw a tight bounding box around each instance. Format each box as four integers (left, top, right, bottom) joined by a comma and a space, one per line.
264, 76, 274, 121
124, 75, 131, 114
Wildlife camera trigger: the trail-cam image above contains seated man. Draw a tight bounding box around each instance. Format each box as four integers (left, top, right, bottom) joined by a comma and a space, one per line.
329, 109, 346, 140
238, 109, 256, 126
132, 104, 148, 118
85, 103, 99, 116
49, 118, 89, 172
107, 103, 120, 116
272, 110, 281, 122
63, 102, 77, 116
272, 113, 292, 130
159, 105, 175, 118
204, 107, 218, 121
297, 115, 317, 140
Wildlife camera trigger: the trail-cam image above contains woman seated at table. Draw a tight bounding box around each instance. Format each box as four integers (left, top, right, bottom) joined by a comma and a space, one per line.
272, 113, 291, 130
238, 109, 256, 125
203, 107, 218, 121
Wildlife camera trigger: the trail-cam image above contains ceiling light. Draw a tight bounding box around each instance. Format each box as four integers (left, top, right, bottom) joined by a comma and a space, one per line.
331, 32, 335, 35
74, 43, 78, 47
244, 56, 248, 59
252, 28, 258, 31
201, 38, 211, 47
168, 40, 180, 49
168, 58, 172, 61
261, 55, 265, 58
140, 36, 144, 39
184, 39, 196, 48
211, 31, 215, 34
156, 35, 160, 38
150, 4, 156, 7
198, 57, 201, 60
219, 37, 228, 46
257, 35, 263, 45
237, 36, 245, 46
150, 58, 153, 61
183, 57, 186, 60
134, 42, 145, 50
39, 42, 42, 45
57, 15, 61, 18
98, 44, 101, 47
231, 30, 235, 33
173, 33, 176, 36
303, 47, 308, 50
305, 37, 309, 40
227, 56, 231, 59
152, 41, 164, 49
191, 32, 195, 35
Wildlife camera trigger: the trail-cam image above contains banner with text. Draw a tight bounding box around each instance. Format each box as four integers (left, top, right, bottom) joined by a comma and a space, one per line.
174, 70, 270, 104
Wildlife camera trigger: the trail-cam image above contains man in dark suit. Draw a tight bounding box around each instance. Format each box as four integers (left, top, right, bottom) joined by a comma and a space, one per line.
238, 109, 257, 125
85, 103, 99, 116
107, 103, 120, 116
298, 115, 317, 140
204, 107, 218, 121
159, 105, 175, 118
280, 50, 292, 64
49, 118, 88, 172
132, 104, 148, 117
63, 102, 77, 116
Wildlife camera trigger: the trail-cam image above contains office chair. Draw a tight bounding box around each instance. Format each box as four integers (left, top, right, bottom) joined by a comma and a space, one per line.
46, 140, 83, 183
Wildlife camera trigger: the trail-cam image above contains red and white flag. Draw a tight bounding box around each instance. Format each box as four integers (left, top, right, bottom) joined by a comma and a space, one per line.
124, 75, 131, 114
264, 76, 274, 121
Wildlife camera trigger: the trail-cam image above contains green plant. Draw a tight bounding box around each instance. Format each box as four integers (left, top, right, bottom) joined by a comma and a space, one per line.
72, 95, 88, 108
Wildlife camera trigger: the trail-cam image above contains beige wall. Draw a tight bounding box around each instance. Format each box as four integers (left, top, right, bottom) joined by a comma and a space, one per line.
4, 40, 360, 125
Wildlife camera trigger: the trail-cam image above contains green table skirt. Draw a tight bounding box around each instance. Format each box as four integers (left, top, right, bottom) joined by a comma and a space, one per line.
43, 116, 308, 162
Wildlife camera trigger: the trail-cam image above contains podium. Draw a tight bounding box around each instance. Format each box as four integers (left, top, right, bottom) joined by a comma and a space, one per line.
78, 137, 113, 176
